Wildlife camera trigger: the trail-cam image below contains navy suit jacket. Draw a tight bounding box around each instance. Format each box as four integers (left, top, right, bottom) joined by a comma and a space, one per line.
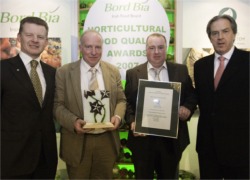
1, 55, 58, 177
194, 47, 249, 166
125, 61, 197, 160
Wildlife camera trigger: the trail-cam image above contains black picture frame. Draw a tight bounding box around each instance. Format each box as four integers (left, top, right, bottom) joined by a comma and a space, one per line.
135, 79, 181, 138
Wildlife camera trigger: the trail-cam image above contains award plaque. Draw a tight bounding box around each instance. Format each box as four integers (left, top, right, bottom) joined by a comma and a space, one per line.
134, 79, 181, 138
83, 90, 111, 129
83, 122, 114, 129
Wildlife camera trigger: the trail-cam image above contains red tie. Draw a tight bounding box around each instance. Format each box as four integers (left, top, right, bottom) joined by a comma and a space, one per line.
214, 56, 225, 90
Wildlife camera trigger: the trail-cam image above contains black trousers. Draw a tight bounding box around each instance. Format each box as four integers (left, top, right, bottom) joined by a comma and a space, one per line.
198, 152, 249, 179
2, 148, 56, 179
130, 136, 179, 179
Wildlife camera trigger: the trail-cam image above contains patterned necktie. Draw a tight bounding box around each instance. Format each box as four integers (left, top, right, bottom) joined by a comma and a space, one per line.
89, 67, 99, 90
214, 56, 225, 90
30, 60, 43, 106
153, 67, 163, 81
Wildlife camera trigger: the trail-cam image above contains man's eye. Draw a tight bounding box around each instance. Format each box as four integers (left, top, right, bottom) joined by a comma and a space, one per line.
38, 36, 45, 40
211, 32, 218, 36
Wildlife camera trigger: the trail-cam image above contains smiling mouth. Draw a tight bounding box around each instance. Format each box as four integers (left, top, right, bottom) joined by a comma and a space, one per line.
30, 45, 39, 48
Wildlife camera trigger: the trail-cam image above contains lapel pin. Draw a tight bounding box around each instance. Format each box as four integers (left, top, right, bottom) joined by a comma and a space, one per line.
17, 69, 20, 71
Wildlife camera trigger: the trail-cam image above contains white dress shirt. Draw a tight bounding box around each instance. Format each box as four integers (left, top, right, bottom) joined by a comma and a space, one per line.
214, 46, 234, 77
147, 61, 169, 82
19, 51, 46, 99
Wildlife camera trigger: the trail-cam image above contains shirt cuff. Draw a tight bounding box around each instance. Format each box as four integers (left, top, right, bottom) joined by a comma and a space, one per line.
115, 115, 121, 121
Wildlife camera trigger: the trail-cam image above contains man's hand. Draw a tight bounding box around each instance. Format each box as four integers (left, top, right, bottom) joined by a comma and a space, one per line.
73, 118, 93, 134
131, 122, 146, 137
178, 106, 191, 121
104, 115, 121, 131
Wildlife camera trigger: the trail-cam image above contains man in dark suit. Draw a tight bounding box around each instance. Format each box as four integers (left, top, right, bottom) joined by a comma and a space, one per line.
125, 33, 197, 179
1, 17, 58, 179
194, 15, 249, 179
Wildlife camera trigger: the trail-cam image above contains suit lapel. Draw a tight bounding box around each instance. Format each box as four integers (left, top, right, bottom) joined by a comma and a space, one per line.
137, 62, 148, 79
100, 62, 114, 113
41, 61, 53, 108
69, 60, 83, 116
101, 62, 111, 91
9, 56, 40, 106
166, 62, 176, 81
203, 55, 215, 91
218, 48, 242, 89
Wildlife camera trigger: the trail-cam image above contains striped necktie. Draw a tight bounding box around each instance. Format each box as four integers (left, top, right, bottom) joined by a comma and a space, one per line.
152, 66, 163, 81
30, 60, 43, 106
89, 67, 99, 90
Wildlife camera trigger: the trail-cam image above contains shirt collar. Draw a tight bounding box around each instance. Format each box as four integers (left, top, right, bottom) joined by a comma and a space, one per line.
215, 46, 235, 60
147, 61, 167, 71
19, 51, 41, 66
81, 58, 100, 73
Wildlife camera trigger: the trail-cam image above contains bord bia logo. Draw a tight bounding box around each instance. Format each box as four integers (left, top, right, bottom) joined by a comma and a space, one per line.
219, 7, 237, 20
0, 6, 61, 23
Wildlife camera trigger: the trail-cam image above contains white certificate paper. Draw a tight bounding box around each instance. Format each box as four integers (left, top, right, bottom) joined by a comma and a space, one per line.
134, 80, 181, 138
142, 87, 173, 130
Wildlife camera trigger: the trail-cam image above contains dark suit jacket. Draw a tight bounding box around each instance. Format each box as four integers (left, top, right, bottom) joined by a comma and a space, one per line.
194, 47, 249, 167
125, 61, 197, 160
1, 55, 58, 177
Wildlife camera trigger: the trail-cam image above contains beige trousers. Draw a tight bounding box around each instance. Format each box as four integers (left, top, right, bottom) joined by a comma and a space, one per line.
66, 132, 117, 179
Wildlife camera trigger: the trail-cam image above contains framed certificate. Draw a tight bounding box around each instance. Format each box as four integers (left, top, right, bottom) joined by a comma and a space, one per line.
134, 79, 181, 138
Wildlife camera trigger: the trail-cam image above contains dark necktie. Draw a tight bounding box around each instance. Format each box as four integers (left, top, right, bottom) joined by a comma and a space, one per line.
214, 56, 225, 90
89, 67, 99, 90
30, 60, 43, 106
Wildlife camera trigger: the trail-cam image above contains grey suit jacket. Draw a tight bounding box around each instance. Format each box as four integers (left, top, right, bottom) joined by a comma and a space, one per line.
54, 60, 126, 166
125, 61, 197, 160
